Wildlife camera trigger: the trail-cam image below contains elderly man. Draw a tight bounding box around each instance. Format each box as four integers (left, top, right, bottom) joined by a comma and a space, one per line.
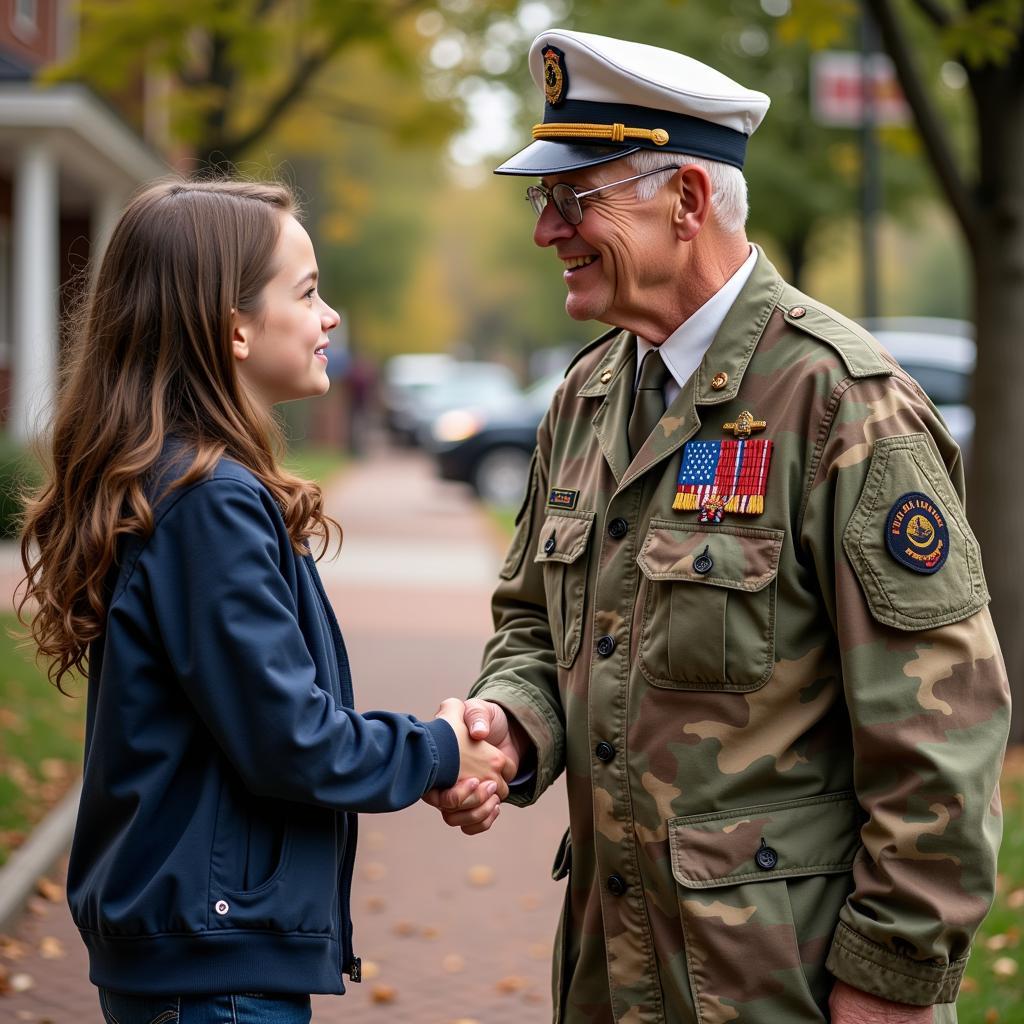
429, 29, 1010, 1024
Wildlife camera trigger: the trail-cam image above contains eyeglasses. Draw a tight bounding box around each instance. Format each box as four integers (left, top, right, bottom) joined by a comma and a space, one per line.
525, 165, 682, 225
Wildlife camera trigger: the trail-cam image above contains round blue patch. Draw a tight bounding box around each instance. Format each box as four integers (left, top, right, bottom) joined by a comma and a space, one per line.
885, 491, 949, 574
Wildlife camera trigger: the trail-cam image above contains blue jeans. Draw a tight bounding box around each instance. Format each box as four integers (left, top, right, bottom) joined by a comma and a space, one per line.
97, 989, 312, 1024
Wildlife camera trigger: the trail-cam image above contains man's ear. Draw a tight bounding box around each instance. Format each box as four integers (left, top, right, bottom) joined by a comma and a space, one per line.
231, 308, 250, 361
671, 164, 713, 242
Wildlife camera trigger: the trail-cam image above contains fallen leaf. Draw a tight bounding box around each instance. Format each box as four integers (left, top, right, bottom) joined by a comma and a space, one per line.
495, 975, 528, 994
985, 1009, 999, 1024
992, 957, 1018, 978
10, 972, 34, 993
35, 878, 62, 903
362, 862, 387, 882
360, 961, 380, 981
960, 976, 979, 993
365, 896, 387, 913
0, 935, 28, 960
449, 1019, 481, 1024
16, 1012, 36, 1021
370, 984, 397, 1004
1007, 888, 1024, 909
0, 709, 25, 733
366, 831, 386, 849
421, 926, 440, 940
392, 921, 417, 937
38, 937, 64, 960
39, 760, 68, 782
467, 865, 495, 888
987, 934, 1012, 951
442, 953, 465, 974
24, 898, 48, 918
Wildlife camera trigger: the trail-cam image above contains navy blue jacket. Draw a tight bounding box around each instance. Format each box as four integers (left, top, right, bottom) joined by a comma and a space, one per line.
67, 443, 459, 995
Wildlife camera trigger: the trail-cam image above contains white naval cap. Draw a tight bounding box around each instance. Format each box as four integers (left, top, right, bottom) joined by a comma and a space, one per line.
495, 29, 770, 176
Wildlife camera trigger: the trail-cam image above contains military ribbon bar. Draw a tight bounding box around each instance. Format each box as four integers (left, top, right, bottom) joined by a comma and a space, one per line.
673, 438, 773, 519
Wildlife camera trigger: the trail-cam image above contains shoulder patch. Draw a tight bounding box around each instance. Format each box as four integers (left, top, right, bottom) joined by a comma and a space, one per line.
885, 491, 950, 574
565, 326, 623, 377
842, 434, 988, 630
778, 286, 891, 379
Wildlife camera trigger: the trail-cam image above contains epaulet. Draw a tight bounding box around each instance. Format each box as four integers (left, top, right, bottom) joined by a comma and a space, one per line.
564, 326, 623, 377
778, 285, 891, 379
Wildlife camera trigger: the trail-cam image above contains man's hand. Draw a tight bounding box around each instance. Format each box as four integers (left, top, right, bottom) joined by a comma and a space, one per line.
422, 698, 516, 835
829, 980, 934, 1024
422, 698, 529, 835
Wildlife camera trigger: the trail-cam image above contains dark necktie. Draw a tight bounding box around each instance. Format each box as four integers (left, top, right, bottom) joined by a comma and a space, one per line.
628, 348, 671, 458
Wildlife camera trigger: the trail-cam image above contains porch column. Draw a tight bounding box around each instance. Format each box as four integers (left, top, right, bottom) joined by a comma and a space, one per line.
11, 141, 59, 446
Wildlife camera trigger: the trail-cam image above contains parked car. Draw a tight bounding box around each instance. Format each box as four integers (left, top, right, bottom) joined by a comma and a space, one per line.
382, 353, 455, 443
432, 371, 562, 505
404, 362, 521, 448
861, 318, 975, 455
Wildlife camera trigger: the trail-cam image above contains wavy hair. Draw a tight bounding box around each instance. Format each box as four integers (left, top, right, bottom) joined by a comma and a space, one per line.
16, 178, 342, 693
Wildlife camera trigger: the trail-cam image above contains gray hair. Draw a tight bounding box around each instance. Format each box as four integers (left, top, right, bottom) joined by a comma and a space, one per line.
626, 150, 748, 234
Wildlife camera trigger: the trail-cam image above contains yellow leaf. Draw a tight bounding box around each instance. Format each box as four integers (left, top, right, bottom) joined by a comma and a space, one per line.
466, 865, 495, 887
371, 984, 397, 1004
992, 956, 1018, 977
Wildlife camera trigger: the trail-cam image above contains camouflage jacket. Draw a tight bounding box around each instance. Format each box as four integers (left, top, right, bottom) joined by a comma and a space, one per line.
469, 250, 1010, 1024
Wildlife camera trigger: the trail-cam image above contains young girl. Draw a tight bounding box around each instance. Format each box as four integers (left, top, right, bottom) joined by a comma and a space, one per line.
16, 179, 508, 1023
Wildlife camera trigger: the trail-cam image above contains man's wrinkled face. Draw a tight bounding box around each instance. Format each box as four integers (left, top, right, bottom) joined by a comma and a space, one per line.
532, 159, 680, 326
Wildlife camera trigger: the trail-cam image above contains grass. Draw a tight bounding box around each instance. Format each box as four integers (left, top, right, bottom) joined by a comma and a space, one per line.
486, 504, 519, 541
282, 443, 348, 487
0, 613, 85, 866
957, 748, 1024, 1022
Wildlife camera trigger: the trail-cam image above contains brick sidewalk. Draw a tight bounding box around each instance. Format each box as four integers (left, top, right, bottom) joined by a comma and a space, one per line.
0, 447, 568, 1022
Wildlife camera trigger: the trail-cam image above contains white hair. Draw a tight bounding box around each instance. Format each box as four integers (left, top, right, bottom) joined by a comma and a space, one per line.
626, 150, 748, 234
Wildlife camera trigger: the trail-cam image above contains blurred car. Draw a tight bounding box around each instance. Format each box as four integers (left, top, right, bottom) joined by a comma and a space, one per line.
861, 318, 975, 455
432, 371, 562, 506
382, 353, 455, 443
406, 362, 521, 447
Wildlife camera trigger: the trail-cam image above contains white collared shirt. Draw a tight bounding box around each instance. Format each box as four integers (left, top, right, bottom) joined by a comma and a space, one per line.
635, 245, 757, 405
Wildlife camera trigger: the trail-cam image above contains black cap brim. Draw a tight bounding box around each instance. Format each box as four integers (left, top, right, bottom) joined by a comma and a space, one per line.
494, 140, 641, 176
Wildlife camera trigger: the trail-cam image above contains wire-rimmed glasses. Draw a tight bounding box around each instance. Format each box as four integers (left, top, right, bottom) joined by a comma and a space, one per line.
526, 165, 682, 225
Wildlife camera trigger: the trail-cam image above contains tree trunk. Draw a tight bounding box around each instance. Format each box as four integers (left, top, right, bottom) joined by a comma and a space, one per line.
784, 232, 808, 291
967, 63, 1024, 743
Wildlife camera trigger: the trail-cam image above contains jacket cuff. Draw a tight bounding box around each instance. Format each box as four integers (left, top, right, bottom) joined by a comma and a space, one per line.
423, 718, 460, 791
470, 681, 562, 808
826, 921, 966, 1006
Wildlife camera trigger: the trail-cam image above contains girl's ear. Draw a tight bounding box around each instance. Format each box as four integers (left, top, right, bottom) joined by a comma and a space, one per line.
231, 308, 250, 361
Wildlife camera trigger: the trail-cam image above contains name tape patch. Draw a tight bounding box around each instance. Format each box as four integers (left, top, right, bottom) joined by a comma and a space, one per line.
886, 491, 949, 574
548, 488, 579, 510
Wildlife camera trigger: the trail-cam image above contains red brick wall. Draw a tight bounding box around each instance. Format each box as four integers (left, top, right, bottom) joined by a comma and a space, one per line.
0, 0, 58, 68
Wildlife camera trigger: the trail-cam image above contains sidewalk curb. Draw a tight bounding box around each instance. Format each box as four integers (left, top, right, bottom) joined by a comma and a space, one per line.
0, 778, 80, 934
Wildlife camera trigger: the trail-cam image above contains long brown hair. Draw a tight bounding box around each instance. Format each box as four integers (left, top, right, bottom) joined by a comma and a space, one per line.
16, 178, 342, 692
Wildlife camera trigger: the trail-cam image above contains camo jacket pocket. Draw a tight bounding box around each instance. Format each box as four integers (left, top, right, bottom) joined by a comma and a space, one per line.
669, 792, 862, 1023
535, 510, 596, 668
636, 520, 783, 691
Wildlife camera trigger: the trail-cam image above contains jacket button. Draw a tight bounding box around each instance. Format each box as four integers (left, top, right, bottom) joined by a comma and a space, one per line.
214, 899, 230, 915
607, 518, 628, 540
607, 873, 627, 896
595, 741, 615, 762
693, 545, 713, 575
596, 635, 616, 657
544, 532, 557, 555
755, 840, 779, 871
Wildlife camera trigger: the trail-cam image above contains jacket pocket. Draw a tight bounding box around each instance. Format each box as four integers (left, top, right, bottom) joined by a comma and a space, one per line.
669, 792, 861, 1023
535, 510, 596, 668
636, 520, 783, 691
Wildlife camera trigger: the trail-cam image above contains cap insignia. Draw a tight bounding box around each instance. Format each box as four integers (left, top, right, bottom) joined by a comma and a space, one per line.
543, 45, 568, 107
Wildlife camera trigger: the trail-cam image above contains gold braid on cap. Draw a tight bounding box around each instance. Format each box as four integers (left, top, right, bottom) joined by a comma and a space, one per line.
532, 122, 670, 146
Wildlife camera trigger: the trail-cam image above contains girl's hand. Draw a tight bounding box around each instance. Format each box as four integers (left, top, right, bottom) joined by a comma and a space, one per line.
423, 698, 515, 834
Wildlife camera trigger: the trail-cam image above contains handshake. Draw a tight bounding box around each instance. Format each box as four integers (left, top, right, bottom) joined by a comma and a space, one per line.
422, 698, 530, 835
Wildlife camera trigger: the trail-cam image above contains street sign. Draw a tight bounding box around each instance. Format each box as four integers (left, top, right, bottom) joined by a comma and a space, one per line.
811, 50, 910, 127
